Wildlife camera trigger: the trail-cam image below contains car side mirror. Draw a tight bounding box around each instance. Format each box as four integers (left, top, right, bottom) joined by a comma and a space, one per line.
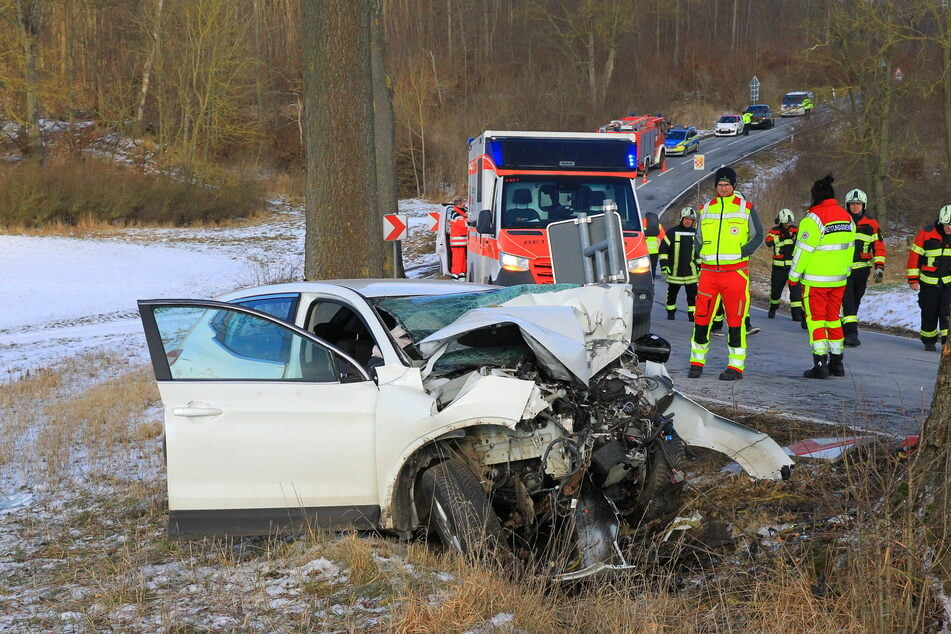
632, 333, 670, 364
476, 209, 494, 234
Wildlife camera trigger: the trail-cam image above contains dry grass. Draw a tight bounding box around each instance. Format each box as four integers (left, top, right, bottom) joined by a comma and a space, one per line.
2, 353, 946, 631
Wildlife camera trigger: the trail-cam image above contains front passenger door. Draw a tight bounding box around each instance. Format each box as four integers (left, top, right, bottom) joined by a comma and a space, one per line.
138, 300, 380, 537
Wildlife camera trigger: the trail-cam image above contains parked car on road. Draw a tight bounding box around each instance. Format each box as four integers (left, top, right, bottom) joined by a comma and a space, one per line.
742, 104, 775, 129
138, 280, 792, 580
714, 114, 744, 136
780, 91, 814, 116
664, 126, 700, 155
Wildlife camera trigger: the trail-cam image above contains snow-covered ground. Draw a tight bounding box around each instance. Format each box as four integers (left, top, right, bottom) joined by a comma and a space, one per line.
0, 199, 439, 383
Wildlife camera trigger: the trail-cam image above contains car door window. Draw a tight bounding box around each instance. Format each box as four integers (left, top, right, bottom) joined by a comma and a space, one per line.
152, 305, 341, 382
233, 294, 300, 323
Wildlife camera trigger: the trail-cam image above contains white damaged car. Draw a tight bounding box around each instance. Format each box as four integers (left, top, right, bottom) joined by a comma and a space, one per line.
139, 280, 792, 580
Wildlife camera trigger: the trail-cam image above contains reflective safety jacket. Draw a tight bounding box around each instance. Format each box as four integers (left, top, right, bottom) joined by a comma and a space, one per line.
641, 217, 666, 255
907, 224, 951, 286
695, 194, 763, 269
659, 222, 699, 284
765, 223, 798, 267
789, 199, 855, 287
850, 213, 886, 271
449, 206, 468, 249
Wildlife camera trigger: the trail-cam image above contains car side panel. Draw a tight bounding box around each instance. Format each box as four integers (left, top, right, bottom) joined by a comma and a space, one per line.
160, 380, 380, 513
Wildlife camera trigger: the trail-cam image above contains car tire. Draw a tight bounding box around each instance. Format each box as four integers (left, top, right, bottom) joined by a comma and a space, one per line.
635, 434, 687, 524
417, 459, 510, 563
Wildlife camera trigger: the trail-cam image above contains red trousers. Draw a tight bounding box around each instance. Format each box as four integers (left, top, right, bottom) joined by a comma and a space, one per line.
694, 266, 750, 327
803, 285, 846, 355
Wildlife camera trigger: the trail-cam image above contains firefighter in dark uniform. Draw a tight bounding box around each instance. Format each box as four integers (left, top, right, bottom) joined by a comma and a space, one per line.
764, 208, 804, 322
907, 205, 951, 351
841, 189, 887, 347
659, 207, 699, 321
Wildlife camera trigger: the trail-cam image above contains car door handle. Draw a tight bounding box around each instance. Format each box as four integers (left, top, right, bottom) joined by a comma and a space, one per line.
172, 406, 223, 417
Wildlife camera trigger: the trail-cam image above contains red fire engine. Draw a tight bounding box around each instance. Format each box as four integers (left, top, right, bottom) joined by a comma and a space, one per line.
598, 114, 667, 173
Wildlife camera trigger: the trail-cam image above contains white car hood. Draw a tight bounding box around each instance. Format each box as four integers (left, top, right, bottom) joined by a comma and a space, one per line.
418, 284, 633, 385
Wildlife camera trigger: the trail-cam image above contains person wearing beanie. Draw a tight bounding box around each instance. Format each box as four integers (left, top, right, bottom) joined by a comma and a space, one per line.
906, 204, 951, 351
788, 175, 856, 378
687, 165, 764, 381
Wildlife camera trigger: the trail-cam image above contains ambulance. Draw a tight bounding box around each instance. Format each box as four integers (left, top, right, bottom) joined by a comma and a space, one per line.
436, 130, 654, 337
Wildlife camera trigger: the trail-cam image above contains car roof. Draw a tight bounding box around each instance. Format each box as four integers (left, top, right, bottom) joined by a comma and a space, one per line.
746, 104, 770, 108
215, 279, 496, 302
719, 114, 740, 118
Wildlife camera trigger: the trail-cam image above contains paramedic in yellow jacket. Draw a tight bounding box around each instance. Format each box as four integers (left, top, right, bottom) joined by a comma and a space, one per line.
688, 166, 764, 381
788, 175, 856, 379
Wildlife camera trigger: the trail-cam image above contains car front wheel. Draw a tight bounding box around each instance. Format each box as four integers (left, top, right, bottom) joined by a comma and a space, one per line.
417, 459, 509, 563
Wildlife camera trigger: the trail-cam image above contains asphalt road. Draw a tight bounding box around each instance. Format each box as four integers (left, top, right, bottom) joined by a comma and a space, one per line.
649, 279, 939, 436
636, 114, 809, 220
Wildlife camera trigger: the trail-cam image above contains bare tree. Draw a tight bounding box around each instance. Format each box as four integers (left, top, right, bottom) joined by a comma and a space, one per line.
301, 0, 384, 279
15, 0, 44, 162
135, 0, 163, 134
530, 0, 637, 110
812, 0, 918, 230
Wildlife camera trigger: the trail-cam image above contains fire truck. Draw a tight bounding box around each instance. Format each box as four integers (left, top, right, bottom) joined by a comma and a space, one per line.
597, 114, 667, 173
436, 130, 654, 337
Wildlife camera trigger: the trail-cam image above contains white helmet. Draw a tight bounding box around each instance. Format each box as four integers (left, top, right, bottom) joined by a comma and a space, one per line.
845, 188, 867, 207
939, 204, 951, 226
680, 206, 697, 220
777, 208, 795, 225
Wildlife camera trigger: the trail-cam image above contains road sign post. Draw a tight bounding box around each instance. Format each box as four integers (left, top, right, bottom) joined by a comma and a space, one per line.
749, 76, 760, 104
384, 214, 409, 279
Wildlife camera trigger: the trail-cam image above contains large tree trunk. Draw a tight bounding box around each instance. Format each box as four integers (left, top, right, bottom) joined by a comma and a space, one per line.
914, 343, 951, 618
301, 0, 383, 280
371, 0, 404, 277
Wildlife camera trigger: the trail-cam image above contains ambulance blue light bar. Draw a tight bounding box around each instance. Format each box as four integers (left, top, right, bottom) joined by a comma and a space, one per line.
486, 137, 638, 172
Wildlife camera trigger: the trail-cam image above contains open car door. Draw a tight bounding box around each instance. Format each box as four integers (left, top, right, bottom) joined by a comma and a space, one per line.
138, 300, 381, 538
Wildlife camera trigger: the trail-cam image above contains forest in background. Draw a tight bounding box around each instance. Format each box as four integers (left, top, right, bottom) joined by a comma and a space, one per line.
1, 0, 949, 229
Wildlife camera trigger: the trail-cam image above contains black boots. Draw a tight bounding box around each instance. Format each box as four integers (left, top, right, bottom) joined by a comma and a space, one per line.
844, 333, 861, 347
829, 354, 845, 377
719, 367, 743, 381
768, 305, 777, 319
667, 311, 676, 320
804, 354, 830, 379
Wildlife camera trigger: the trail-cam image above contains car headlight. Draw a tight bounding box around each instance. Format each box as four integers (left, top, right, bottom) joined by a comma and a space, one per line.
500, 252, 530, 272
627, 256, 651, 274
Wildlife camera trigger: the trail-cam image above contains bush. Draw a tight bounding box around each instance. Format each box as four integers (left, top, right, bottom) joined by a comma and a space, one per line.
0, 159, 265, 229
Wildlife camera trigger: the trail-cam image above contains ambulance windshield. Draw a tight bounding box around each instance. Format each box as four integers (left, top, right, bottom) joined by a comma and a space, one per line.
499, 176, 640, 231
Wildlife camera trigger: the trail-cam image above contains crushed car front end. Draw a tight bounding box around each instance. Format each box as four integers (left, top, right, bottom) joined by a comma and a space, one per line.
372, 284, 792, 580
